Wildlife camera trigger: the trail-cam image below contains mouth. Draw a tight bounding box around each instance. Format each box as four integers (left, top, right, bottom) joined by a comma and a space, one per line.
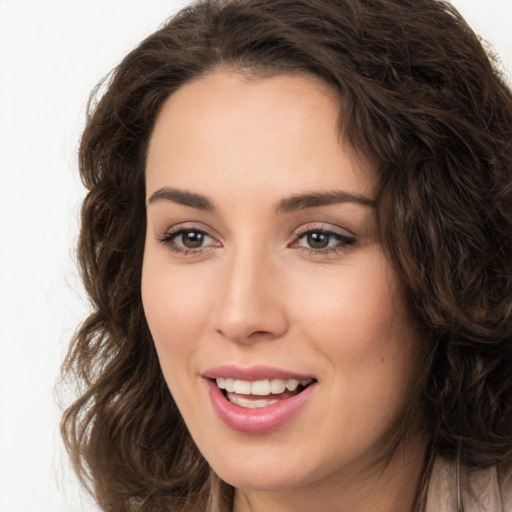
214, 377, 315, 409
202, 367, 317, 434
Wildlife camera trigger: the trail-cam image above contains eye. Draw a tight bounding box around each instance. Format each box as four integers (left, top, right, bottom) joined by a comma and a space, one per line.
291, 227, 356, 256
175, 229, 211, 249
158, 226, 220, 254
301, 231, 335, 249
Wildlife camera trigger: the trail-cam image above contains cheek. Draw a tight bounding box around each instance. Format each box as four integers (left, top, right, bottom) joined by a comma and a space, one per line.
292, 255, 409, 358
142, 239, 214, 323
141, 252, 213, 378
291, 254, 419, 423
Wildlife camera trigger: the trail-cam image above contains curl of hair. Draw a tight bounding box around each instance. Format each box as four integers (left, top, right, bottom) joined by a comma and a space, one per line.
60, 0, 512, 510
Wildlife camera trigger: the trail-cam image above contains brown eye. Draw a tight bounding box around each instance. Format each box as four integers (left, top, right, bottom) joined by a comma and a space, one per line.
159, 227, 218, 253
294, 228, 356, 254
306, 231, 330, 249
180, 230, 206, 248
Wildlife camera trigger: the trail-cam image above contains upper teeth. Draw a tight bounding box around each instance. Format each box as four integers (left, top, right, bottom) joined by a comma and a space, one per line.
215, 377, 312, 396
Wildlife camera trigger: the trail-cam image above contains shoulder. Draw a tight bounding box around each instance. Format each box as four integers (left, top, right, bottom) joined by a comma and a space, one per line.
426, 456, 512, 512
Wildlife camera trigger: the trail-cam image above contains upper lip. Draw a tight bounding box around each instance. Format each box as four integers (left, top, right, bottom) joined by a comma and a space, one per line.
202, 364, 316, 382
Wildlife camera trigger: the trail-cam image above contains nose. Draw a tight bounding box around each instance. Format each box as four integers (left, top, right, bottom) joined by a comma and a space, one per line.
212, 247, 288, 345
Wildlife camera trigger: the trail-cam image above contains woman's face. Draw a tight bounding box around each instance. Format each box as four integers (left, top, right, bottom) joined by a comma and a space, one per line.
142, 72, 424, 503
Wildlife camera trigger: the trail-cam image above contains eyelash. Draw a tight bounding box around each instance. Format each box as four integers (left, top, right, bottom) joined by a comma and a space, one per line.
157, 226, 218, 256
157, 225, 356, 257
291, 227, 356, 257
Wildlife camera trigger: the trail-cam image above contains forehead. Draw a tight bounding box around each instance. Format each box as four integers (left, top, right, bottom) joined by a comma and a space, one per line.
146, 71, 375, 199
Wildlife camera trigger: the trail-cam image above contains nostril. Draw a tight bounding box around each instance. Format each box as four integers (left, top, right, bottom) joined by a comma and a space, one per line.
252, 330, 271, 337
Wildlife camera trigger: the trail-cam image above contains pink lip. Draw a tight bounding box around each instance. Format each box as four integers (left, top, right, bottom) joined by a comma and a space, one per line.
203, 364, 315, 382
202, 365, 317, 435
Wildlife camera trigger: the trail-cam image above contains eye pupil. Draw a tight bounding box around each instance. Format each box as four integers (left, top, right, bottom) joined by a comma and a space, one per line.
182, 230, 204, 248
307, 231, 329, 249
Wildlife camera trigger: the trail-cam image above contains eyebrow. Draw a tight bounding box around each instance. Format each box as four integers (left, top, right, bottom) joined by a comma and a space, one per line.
274, 191, 376, 213
148, 187, 214, 210
147, 187, 376, 212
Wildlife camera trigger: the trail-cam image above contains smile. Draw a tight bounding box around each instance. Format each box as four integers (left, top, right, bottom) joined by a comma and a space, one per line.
203, 366, 317, 434
215, 377, 314, 409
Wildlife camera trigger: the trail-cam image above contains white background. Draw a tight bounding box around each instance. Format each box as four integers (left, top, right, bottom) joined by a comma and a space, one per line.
0, 1, 510, 511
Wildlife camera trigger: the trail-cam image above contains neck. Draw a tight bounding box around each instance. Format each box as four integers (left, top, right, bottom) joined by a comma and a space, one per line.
233, 432, 428, 512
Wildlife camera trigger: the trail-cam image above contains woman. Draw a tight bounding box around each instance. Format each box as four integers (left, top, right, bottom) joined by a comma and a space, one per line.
61, 0, 512, 510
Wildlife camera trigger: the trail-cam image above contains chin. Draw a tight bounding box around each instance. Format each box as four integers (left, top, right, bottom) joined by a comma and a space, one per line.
214, 463, 310, 492
201, 440, 326, 493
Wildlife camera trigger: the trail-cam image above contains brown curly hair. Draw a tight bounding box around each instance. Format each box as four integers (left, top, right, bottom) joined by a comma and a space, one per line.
60, 0, 512, 510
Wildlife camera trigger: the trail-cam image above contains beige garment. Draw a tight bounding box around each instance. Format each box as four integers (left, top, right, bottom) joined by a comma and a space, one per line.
426, 457, 512, 512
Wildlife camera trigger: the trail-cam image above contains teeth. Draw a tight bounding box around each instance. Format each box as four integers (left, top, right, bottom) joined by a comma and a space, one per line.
285, 379, 299, 391
228, 394, 281, 408
225, 378, 235, 393
270, 379, 286, 394
215, 377, 312, 396
234, 380, 251, 394
251, 379, 271, 395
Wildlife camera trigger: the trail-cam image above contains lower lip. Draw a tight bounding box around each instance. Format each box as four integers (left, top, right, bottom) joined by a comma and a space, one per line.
204, 379, 316, 434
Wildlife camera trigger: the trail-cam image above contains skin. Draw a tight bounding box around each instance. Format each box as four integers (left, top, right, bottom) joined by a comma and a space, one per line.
142, 71, 427, 512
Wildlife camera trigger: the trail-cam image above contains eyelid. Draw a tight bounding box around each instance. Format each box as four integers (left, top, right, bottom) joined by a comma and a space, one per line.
156, 222, 222, 255
289, 222, 357, 256
294, 222, 356, 239
155, 221, 356, 258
